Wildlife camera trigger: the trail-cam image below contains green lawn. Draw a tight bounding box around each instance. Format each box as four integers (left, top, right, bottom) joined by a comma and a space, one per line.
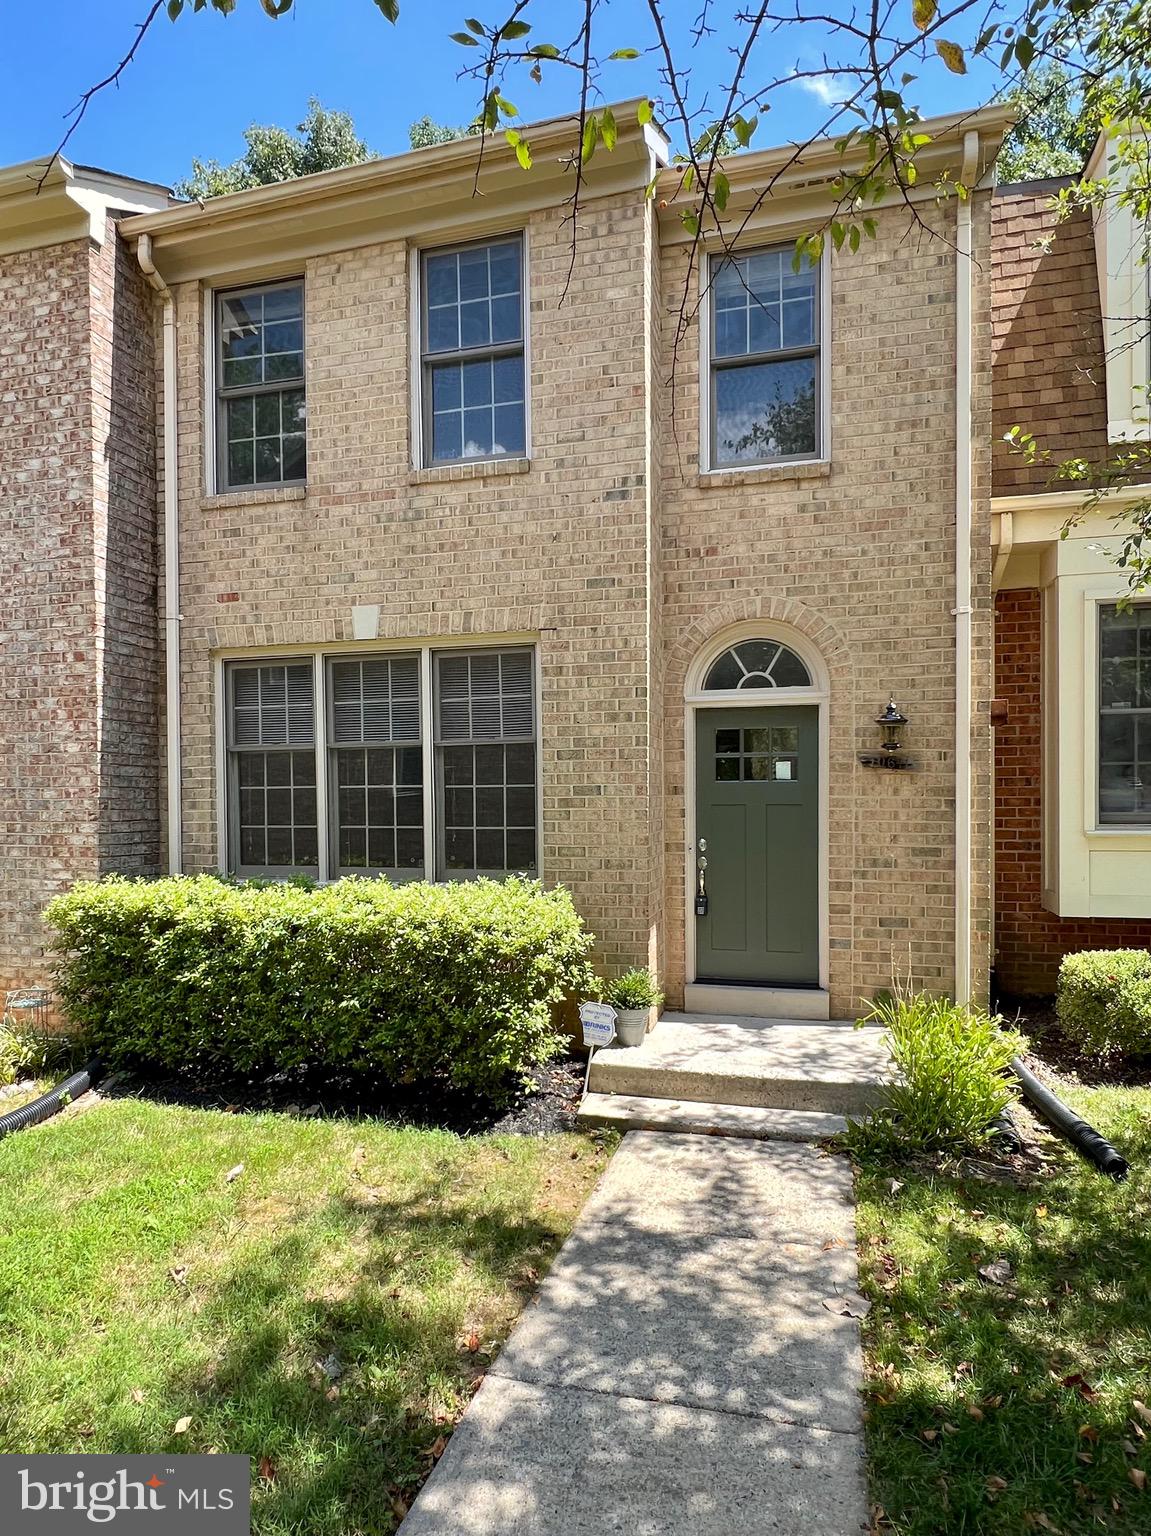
0, 1097, 610, 1534
857, 1083, 1151, 1535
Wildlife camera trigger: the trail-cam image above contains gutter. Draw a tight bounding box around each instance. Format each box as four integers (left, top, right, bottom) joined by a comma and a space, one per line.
954, 129, 979, 1005
136, 233, 182, 875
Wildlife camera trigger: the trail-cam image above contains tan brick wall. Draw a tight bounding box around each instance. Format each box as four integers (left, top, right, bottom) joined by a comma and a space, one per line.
658, 197, 994, 1016
171, 193, 662, 976
0, 226, 159, 997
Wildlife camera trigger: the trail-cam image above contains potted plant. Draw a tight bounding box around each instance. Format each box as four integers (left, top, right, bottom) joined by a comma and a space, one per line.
604, 968, 663, 1047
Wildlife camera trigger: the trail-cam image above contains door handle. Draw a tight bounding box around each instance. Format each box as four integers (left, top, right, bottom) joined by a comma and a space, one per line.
695, 854, 708, 917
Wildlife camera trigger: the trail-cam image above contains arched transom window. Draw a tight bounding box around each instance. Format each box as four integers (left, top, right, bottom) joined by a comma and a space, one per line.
703, 639, 811, 691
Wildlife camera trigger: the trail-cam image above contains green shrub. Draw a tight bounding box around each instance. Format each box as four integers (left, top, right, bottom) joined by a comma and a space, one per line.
847, 992, 1026, 1155
46, 875, 595, 1097
1057, 949, 1151, 1060
604, 968, 664, 1011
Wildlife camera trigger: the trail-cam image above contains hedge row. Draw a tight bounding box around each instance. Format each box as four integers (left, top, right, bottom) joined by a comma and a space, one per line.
46, 875, 595, 1096
1057, 949, 1151, 1060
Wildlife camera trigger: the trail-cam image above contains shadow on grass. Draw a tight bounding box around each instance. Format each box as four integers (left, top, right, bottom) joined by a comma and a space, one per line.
858, 1109, 1151, 1535
90, 1190, 570, 1536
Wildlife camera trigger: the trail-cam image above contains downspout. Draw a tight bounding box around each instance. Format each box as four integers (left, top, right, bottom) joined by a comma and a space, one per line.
136, 233, 182, 875
954, 130, 979, 1005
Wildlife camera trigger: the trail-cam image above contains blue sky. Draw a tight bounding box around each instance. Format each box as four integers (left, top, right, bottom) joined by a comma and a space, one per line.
0, 0, 1003, 188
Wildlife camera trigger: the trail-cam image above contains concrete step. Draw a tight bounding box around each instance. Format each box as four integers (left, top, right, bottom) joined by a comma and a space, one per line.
588, 1012, 889, 1117
577, 1091, 847, 1143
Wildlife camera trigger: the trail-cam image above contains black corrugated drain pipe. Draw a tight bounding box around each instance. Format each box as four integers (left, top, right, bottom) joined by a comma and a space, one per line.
1012, 1055, 1129, 1181
0, 1062, 102, 1142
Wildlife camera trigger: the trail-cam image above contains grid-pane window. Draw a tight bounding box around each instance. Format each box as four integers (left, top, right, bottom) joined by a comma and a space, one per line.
709, 246, 820, 467
329, 656, 424, 876
224, 647, 540, 882
421, 238, 525, 465
227, 663, 318, 874
1099, 604, 1151, 825
216, 281, 307, 490
435, 650, 537, 877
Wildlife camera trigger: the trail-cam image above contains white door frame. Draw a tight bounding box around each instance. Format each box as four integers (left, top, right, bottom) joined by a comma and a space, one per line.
683, 622, 831, 995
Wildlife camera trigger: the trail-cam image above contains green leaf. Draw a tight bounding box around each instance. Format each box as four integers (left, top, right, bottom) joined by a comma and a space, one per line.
495, 95, 518, 118
912, 0, 936, 30
167, 0, 185, 18
259, 0, 293, 14
713, 170, 730, 211
1014, 34, 1035, 68
465, 16, 485, 34
373, 0, 399, 19
529, 43, 560, 58
731, 113, 759, 146
681, 210, 700, 236
450, 31, 479, 45
581, 113, 598, 164
609, 48, 640, 59
500, 19, 531, 40
601, 106, 617, 151
506, 130, 532, 170
636, 99, 654, 126
877, 89, 903, 109
936, 39, 967, 74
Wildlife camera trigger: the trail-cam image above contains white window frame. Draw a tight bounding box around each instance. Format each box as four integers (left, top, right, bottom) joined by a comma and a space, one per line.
1087, 132, 1151, 444
698, 241, 831, 473
215, 639, 542, 883
1038, 560, 1151, 919
409, 228, 531, 470
211, 276, 308, 495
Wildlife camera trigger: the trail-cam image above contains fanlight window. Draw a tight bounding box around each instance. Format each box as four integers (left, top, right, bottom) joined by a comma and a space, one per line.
703, 640, 811, 691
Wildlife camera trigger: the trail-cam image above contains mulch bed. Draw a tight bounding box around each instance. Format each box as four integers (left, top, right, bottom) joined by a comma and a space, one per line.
996, 991, 1151, 1088
98, 1053, 588, 1137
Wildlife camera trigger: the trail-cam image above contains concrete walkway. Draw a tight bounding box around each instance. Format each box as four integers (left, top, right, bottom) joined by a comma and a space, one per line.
400, 1132, 870, 1535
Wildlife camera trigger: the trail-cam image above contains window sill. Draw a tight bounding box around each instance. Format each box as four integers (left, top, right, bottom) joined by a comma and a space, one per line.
409, 457, 531, 486
202, 485, 308, 512
697, 460, 831, 490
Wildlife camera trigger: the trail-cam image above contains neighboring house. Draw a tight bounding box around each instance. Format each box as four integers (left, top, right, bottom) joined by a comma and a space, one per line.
0, 101, 1145, 1018
991, 139, 1151, 994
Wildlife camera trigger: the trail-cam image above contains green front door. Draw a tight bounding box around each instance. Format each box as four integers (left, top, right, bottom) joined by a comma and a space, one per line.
694, 705, 820, 986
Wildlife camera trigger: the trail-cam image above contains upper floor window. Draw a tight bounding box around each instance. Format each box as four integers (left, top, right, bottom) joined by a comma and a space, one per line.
1099, 603, 1151, 825
216, 279, 307, 492
708, 246, 820, 468
420, 236, 526, 466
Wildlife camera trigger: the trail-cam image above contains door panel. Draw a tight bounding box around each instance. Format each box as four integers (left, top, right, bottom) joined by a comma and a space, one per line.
708, 804, 748, 951
695, 705, 819, 986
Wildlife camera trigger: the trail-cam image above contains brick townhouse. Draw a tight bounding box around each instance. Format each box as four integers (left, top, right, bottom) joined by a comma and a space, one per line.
0, 101, 1147, 1022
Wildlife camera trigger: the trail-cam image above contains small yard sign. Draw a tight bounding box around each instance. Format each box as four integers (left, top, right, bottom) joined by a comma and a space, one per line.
579, 1002, 616, 1047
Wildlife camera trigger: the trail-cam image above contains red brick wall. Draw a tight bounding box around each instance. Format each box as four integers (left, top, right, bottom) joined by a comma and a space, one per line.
994, 587, 1151, 993
0, 236, 102, 998
0, 225, 159, 999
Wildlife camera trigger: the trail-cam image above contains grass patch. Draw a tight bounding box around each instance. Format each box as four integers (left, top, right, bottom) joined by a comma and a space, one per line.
0, 1098, 611, 1533
857, 1083, 1151, 1534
